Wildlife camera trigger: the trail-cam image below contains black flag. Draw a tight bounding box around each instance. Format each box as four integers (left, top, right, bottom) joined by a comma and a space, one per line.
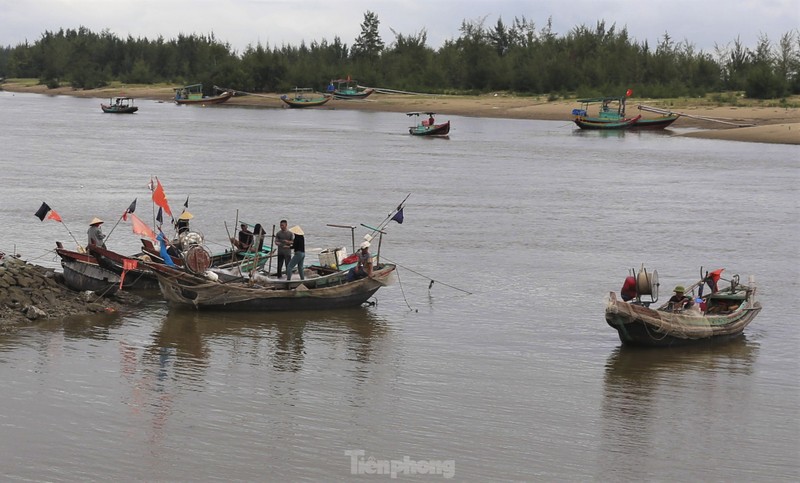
156, 207, 163, 224
391, 207, 404, 224
122, 198, 137, 221
184, 195, 189, 208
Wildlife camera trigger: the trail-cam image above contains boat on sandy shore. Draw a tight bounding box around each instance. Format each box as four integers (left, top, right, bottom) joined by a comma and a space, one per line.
573, 93, 679, 130
173, 84, 233, 105
280, 88, 332, 108
605, 266, 761, 346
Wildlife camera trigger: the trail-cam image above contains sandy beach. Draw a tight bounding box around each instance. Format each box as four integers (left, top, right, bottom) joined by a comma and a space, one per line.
3, 81, 799, 145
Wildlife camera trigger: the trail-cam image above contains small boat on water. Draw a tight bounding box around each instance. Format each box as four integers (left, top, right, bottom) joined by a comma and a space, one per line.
174, 84, 233, 105
572, 92, 679, 130
407, 112, 451, 136
327, 78, 374, 100
101, 97, 138, 114
605, 266, 762, 347
280, 88, 332, 108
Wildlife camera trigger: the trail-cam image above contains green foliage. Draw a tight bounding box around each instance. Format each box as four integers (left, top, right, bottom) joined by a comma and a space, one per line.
1, 15, 797, 100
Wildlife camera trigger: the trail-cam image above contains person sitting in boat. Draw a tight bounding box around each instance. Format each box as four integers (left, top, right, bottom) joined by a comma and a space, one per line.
231, 222, 254, 251
667, 285, 694, 311
428, 114, 435, 127
176, 211, 193, 235
87, 217, 106, 249
348, 241, 373, 280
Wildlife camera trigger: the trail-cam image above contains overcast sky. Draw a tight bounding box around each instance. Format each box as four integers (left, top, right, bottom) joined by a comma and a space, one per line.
1, 1, 798, 54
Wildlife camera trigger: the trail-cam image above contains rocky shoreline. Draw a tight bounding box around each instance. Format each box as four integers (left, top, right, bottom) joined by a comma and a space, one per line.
0, 253, 139, 329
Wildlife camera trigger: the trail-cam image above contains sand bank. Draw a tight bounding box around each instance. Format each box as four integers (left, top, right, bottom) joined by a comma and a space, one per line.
3, 82, 799, 145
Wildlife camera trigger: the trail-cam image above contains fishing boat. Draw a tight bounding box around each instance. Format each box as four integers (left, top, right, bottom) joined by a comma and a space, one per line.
86, 244, 161, 290
280, 88, 332, 108
572, 92, 679, 130
101, 97, 138, 113
605, 266, 762, 347
145, 258, 395, 311
144, 202, 407, 311
327, 78, 374, 100
173, 84, 233, 105
407, 112, 451, 136
55, 243, 120, 295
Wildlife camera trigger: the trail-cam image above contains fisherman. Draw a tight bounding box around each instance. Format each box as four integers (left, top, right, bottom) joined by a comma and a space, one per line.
231, 222, 254, 251
176, 211, 193, 235
286, 225, 305, 281
348, 241, 373, 280
667, 285, 694, 311
87, 217, 106, 249
274, 219, 294, 278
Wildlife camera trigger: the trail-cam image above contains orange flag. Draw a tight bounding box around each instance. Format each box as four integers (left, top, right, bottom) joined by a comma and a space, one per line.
129, 213, 157, 241
151, 178, 173, 218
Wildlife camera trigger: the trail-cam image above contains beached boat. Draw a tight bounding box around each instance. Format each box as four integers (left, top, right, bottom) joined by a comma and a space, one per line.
101, 97, 138, 113
327, 78, 374, 100
55, 243, 120, 295
574, 115, 641, 130
86, 244, 160, 290
573, 93, 679, 130
174, 84, 233, 105
605, 266, 761, 347
280, 88, 332, 108
407, 112, 451, 136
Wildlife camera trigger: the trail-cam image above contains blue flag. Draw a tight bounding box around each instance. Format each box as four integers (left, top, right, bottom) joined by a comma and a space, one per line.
157, 232, 175, 267
391, 207, 404, 224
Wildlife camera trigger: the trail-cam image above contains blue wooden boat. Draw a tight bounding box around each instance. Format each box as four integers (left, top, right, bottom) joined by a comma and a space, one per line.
280, 88, 332, 108
573, 93, 679, 130
327, 78, 374, 100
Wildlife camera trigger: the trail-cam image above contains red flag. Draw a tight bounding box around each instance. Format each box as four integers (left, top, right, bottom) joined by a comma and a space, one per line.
625, 88, 633, 97
119, 258, 139, 289
129, 213, 157, 241
151, 178, 173, 218
47, 210, 63, 222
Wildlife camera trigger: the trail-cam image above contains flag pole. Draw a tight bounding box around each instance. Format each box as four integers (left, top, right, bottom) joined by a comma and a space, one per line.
366, 193, 410, 240
60, 220, 83, 251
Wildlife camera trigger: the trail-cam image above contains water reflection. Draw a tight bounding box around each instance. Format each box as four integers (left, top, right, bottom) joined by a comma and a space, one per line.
598, 338, 759, 479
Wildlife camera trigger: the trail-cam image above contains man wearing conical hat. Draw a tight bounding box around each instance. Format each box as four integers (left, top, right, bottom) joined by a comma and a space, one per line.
87, 217, 106, 249
176, 210, 193, 235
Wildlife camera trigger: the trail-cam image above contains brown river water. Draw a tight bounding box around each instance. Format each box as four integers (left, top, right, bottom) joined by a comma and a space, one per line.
0, 91, 798, 481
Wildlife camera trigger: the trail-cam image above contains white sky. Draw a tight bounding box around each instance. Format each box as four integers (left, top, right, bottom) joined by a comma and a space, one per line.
1, 1, 798, 54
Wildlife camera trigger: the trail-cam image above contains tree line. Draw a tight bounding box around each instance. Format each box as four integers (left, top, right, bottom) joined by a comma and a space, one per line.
1, 12, 798, 100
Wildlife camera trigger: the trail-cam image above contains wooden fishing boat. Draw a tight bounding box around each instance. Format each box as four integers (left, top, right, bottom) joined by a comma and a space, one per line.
86, 244, 160, 290
327, 78, 374, 100
55, 243, 120, 295
573, 93, 679, 130
101, 97, 138, 113
145, 259, 395, 311
173, 84, 233, 105
605, 266, 761, 347
280, 88, 332, 108
407, 112, 451, 136
574, 115, 640, 130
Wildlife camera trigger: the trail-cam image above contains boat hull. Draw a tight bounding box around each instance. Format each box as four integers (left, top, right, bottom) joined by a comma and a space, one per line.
604, 292, 762, 347
575, 115, 641, 130
409, 121, 450, 136
101, 105, 138, 113
148, 262, 395, 311
332, 88, 374, 100
87, 245, 160, 290
631, 114, 680, 129
175, 91, 233, 105
280, 95, 331, 108
60, 258, 120, 294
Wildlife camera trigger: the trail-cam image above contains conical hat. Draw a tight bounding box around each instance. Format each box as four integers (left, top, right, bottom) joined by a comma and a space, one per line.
89, 217, 103, 225
178, 211, 194, 220
289, 225, 304, 235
